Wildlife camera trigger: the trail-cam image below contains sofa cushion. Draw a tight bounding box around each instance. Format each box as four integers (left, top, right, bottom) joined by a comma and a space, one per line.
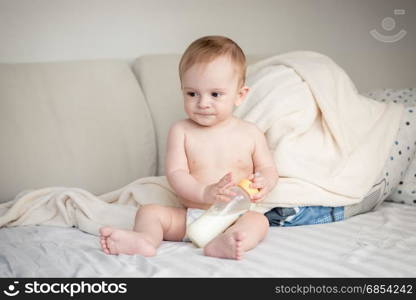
0, 60, 156, 203
132, 55, 185, 176
132, 54, 267, 175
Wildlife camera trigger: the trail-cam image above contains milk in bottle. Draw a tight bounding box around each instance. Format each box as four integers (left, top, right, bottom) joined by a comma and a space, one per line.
187, 178, 259, 248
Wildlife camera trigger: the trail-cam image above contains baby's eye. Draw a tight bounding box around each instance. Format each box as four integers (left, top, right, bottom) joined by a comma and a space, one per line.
211, 92, 221, 98
187, 92, 197, 97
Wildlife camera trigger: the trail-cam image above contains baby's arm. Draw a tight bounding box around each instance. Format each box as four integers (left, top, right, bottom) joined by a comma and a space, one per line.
250, 128, 279, 201
165, 122, 205, 204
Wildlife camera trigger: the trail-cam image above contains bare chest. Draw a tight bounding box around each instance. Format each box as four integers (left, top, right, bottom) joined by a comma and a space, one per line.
184, 129, 254, 184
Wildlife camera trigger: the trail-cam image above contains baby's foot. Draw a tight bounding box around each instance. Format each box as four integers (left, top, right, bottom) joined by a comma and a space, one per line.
203, 231, 245, 260
99, 227, 156, 256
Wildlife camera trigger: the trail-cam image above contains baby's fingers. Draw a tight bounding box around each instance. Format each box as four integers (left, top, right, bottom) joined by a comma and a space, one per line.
220, 188, 237, 198
251, 190, 267, 202
218, 172, 233, 187
216, 194, 232, 203
250, 178, 265, 189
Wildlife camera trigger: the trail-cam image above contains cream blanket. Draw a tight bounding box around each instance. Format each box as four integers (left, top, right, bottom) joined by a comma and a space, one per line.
0, 176, 183, 235
0, 51, 404, 235
234, 51, 403, 209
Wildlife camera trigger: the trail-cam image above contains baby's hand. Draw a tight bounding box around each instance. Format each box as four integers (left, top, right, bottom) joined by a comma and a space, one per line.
248, 172, 272, 202
202, 172, 237, 204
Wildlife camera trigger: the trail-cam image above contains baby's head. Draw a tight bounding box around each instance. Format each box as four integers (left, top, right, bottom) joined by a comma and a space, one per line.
179, 36, 249, 127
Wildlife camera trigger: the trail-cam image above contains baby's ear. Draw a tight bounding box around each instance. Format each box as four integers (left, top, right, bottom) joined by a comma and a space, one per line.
235, 86, 250, 106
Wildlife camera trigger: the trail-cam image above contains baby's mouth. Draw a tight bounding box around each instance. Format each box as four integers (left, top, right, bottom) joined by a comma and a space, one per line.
195, 112, 215, 116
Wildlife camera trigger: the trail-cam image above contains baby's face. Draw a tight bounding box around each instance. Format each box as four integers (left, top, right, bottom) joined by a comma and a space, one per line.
181, 55, 247, 127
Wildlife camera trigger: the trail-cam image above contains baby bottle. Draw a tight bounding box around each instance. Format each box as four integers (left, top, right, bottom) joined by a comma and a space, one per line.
187, 177, 259, 248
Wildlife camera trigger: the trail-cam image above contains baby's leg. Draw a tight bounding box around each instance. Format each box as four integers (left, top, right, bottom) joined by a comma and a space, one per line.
203, 211, 269, 260
100, 204, 186, 256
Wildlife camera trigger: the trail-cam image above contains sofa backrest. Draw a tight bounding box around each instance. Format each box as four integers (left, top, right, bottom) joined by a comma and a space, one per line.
0, 55, 268, 203
132, 54, 268, 175
132, 55, 185, 176
0, 60, 156, 203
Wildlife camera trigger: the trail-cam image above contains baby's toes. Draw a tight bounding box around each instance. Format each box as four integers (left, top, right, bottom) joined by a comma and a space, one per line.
106, 238, 119, 255
233, 232, 245, 260
100, 240, 110, 254
235, 241, 244, 260
100, 239, 106, 247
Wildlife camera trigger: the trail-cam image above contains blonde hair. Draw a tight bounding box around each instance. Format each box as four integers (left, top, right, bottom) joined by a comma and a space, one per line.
179, 35, 246, 88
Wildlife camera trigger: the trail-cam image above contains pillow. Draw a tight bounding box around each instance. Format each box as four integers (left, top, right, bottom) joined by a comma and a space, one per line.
364, 88, 416, 206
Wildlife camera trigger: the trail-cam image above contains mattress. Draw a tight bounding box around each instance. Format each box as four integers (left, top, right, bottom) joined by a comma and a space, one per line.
1, 202, 415, 277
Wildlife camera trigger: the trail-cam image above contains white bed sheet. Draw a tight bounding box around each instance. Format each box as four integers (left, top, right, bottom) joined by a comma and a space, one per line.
0, 202, 415, 277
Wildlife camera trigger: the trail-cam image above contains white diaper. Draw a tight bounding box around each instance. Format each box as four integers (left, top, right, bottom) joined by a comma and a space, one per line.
183, 208, 206, 242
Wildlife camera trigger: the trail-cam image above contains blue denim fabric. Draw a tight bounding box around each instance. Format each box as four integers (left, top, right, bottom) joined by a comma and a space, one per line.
265, 206, 344, 227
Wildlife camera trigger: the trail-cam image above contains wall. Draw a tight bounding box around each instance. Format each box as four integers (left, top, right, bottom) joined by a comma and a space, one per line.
0, 0, 414, 91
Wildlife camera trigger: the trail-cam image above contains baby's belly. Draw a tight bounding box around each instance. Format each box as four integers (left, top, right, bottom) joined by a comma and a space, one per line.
191, 166, 253, 187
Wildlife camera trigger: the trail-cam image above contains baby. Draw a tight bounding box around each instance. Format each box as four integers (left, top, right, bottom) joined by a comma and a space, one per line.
100, 36, 279, 260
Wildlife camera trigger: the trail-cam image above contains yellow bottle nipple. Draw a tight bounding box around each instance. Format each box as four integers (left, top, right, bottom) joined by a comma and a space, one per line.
237, 179, 259, 196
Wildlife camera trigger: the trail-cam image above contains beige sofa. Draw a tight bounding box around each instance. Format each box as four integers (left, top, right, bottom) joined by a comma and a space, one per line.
0, 55, 265, 203
1, 56, 416, 277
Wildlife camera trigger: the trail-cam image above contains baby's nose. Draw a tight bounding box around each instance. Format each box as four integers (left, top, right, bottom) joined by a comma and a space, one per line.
198, 96, 212, 108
